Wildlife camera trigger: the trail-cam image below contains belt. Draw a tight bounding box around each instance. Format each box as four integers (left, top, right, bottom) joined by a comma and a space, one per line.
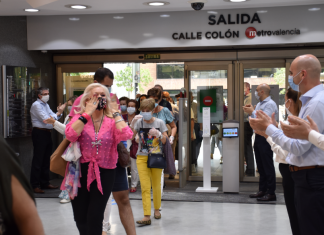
289, 165, 324, 172
34, 127, 52, 132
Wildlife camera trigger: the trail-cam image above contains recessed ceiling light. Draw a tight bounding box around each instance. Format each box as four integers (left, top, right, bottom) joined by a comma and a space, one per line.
65, 4, 91, 9
257, 10, 267, 13
207, 11, 217, 14
69, 17, 80, 21
113, 16, 124, 19
160, 14, 170, 17
224, 0, 248, 2
143, 33, 153, 37
24, 9, 39, 12
143, 1, 170, 6
308, 7, 320, 11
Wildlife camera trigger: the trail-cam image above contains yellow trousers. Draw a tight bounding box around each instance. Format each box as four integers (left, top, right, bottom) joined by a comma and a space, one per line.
136, 155, 162, 216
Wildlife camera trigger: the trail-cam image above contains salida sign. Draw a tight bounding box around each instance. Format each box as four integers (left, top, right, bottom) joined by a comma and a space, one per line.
172, 13, 301, 40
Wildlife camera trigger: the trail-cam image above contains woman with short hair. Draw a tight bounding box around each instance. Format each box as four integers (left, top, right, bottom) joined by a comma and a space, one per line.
132, 98, 168, 225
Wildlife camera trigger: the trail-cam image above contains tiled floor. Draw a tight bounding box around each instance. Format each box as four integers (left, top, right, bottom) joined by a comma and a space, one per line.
37, 198, 292, 235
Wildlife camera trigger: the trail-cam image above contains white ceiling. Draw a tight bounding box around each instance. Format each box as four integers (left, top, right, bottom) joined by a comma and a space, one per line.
1, 0, 323, 16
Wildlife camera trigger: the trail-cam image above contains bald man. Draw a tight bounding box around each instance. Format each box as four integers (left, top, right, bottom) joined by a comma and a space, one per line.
249, 54, 324, 235
243, 83, 278, 202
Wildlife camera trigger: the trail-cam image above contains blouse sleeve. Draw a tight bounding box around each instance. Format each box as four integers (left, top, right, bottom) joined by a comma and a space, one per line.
65, 115, 81, 142
114, 121, 134, 143
163, 108, 174, 124
266, 136, 288, 161
53, 121, 66, 135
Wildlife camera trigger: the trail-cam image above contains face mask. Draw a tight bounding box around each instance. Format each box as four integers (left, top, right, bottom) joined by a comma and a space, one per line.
41, 95, 49, 103
120, 105, 127, 112
127, 107, 136, 115
254, 91, 260, 100
67, 106, 72, 113
288, 71, 302, 92
154, 103, 158, 108
136, 98, 139, 101
285, 99, 293, 117
106, 86, 111, 93
141, 111, 152, 121
96, 97, 107, 110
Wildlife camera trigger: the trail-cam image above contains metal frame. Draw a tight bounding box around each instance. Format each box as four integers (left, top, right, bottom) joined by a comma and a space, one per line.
2, 65, 7, 138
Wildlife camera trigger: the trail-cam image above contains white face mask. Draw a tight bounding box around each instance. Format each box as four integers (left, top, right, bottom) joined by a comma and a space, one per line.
127, 107, 136, 115
67, 106, 72, 113
41, 95, 49, 103
255, 91, 260, 100
285, 99, 293, 117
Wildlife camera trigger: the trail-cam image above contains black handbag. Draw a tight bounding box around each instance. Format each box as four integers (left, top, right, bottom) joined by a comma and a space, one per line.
147, 153, 166, 169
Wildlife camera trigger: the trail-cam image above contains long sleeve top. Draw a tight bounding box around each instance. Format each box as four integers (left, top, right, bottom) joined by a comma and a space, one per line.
65, 114, 133, 194
251, 96, 278, 121
53, 115, 70, 135
308, 130, 324, 152
30, 99, 62, 129
266, 84, 324, 167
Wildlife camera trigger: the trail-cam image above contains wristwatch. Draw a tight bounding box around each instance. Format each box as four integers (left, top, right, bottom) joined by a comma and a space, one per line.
113, 112, 121, 118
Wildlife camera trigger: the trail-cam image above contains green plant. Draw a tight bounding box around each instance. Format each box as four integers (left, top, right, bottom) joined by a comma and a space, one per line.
273, 68, 286, 94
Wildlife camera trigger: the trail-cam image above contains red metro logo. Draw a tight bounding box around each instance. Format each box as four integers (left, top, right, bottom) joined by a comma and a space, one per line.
245, 27, 257, 39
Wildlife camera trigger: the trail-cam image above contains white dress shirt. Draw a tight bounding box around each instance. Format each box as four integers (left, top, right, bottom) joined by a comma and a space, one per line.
266, 84, 324, 167
308, 130, 324, 152
30, 99, 62, 129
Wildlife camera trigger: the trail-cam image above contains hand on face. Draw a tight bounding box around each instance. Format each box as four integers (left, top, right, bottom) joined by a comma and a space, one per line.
85, 95, 99, 116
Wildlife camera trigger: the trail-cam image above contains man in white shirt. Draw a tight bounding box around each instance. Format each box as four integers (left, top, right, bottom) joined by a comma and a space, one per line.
30, 87, 65, 194
243, 84, 278, 201
249, 54, 324, 235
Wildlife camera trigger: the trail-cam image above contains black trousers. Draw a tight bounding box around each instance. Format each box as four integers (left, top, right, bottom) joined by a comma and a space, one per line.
71, 163, 116, 235
244, 122, 254, 171
194, 123, 203, 163
30, 128, 52, 188
279, 164, 301, 235
291, 168, 324, 235
253, 134, 276, 194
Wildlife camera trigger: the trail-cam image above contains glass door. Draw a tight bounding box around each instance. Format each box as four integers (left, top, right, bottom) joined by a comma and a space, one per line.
185, 61, 234, 181
238, 60, 287, 182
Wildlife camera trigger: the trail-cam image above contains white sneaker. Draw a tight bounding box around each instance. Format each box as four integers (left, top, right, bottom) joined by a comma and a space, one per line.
60, 199, 71, 204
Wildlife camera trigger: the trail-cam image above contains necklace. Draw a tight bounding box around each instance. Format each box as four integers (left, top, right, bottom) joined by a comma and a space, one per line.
91, 114, 104, 155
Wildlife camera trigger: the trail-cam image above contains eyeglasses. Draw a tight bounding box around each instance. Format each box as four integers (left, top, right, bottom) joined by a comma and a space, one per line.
41, 93, 49, 96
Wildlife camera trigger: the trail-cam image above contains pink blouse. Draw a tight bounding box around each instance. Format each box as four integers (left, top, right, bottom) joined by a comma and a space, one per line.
65, 114, 133, 194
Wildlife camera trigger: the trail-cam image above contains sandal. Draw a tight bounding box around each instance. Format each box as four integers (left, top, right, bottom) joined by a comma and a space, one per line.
129, 187, 137, 193
136, 219, 151, 225
154, 213, 162, 220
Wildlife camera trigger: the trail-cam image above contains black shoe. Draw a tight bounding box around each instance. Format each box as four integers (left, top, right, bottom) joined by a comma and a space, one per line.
257, 194, 277, 202
249, 191, 266, 198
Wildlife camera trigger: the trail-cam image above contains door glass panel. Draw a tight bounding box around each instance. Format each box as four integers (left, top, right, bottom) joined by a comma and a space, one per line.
190, 70, 229, 177
321, 67, 324, 85
243, 67, 285, 179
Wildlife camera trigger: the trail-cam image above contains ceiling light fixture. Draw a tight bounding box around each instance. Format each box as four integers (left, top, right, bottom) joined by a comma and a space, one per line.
65, 4, 91, 9
207, 11, 217, 14
69, 17, 80, 21
256, 10, 267, 13
224, 0, 248, 2
308, 7, 320, 11
24, 9, 39, 12
143, 1, 170, 6
113, 16, 124, 19
160, 14, 170, 17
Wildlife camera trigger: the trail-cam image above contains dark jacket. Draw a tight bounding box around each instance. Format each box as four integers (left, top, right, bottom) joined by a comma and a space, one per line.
159, 99, 172, 112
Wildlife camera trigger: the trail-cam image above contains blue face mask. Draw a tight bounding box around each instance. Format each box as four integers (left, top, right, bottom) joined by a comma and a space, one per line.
120, 105, 127, 112
288, 71, 302, 92
140, 111, 152, 121
106, 86, 111, 93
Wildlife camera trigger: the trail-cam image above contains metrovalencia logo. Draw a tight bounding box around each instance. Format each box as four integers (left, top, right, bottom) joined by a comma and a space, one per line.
245, 27, 301, 39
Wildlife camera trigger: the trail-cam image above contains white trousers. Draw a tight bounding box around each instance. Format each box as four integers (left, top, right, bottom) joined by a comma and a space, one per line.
130, 158, 139, 188
102, 194, 112, 232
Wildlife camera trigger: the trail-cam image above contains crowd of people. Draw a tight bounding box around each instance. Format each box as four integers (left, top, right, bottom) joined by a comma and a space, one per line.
1, 54, 324, 235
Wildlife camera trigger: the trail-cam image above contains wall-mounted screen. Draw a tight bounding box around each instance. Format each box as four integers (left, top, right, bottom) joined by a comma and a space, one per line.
2, 65, 41, 138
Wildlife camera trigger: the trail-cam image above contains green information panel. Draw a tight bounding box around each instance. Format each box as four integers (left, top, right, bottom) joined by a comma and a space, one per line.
199, 89, 217, 113
73, 90, 84, 97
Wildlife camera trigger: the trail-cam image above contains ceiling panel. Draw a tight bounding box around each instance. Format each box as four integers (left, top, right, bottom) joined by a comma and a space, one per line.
0, 0, 322, 16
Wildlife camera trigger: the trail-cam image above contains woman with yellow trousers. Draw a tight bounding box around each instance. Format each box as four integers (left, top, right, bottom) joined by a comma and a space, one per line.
132, 98, 168, 226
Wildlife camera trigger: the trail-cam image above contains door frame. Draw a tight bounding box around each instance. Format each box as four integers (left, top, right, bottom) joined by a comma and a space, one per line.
184, 61, 234, 182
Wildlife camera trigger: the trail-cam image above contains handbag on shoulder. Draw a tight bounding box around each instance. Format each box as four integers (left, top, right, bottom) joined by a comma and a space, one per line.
50, 138, 70, 177
117, 142, 131, 167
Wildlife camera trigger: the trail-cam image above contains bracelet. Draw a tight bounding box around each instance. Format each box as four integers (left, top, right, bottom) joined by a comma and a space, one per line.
81, 113, 91, 121
115, 119, 125, 124
113, 112, 121, 118
78, 116, 88, 125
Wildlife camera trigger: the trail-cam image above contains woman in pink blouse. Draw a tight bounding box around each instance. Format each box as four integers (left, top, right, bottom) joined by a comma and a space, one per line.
65, 83, 133, 235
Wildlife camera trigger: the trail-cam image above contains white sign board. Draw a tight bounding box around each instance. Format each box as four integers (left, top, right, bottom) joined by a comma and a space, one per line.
202, 107, 210, 137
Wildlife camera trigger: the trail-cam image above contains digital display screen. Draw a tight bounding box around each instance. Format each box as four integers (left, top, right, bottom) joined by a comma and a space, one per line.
223, 128, 239, 138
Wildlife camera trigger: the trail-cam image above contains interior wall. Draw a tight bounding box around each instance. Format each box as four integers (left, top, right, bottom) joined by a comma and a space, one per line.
0, 16, 56, 180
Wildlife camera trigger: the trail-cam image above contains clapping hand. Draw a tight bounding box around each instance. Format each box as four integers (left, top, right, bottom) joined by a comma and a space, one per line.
85, 95, 99, 116
57, 103, 67, 115
281, 115, 319, 140
249, 110, 273, 132
242, 104, 254, 115
43, 116, 55, 126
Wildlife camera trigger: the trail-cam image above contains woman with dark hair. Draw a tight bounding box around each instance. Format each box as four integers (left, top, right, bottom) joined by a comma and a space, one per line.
119, 97, 130, 121
255, 87, 301, 235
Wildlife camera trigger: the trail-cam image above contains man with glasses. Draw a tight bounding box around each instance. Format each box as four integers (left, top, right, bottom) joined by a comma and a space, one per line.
30, 87, 66, 194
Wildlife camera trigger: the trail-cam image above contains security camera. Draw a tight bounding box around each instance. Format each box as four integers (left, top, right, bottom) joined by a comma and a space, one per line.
189, 0, 207, 11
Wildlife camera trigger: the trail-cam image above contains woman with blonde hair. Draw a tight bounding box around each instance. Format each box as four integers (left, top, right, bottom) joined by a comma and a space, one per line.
64, 83, 133, 235
132, 98, 168, 225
